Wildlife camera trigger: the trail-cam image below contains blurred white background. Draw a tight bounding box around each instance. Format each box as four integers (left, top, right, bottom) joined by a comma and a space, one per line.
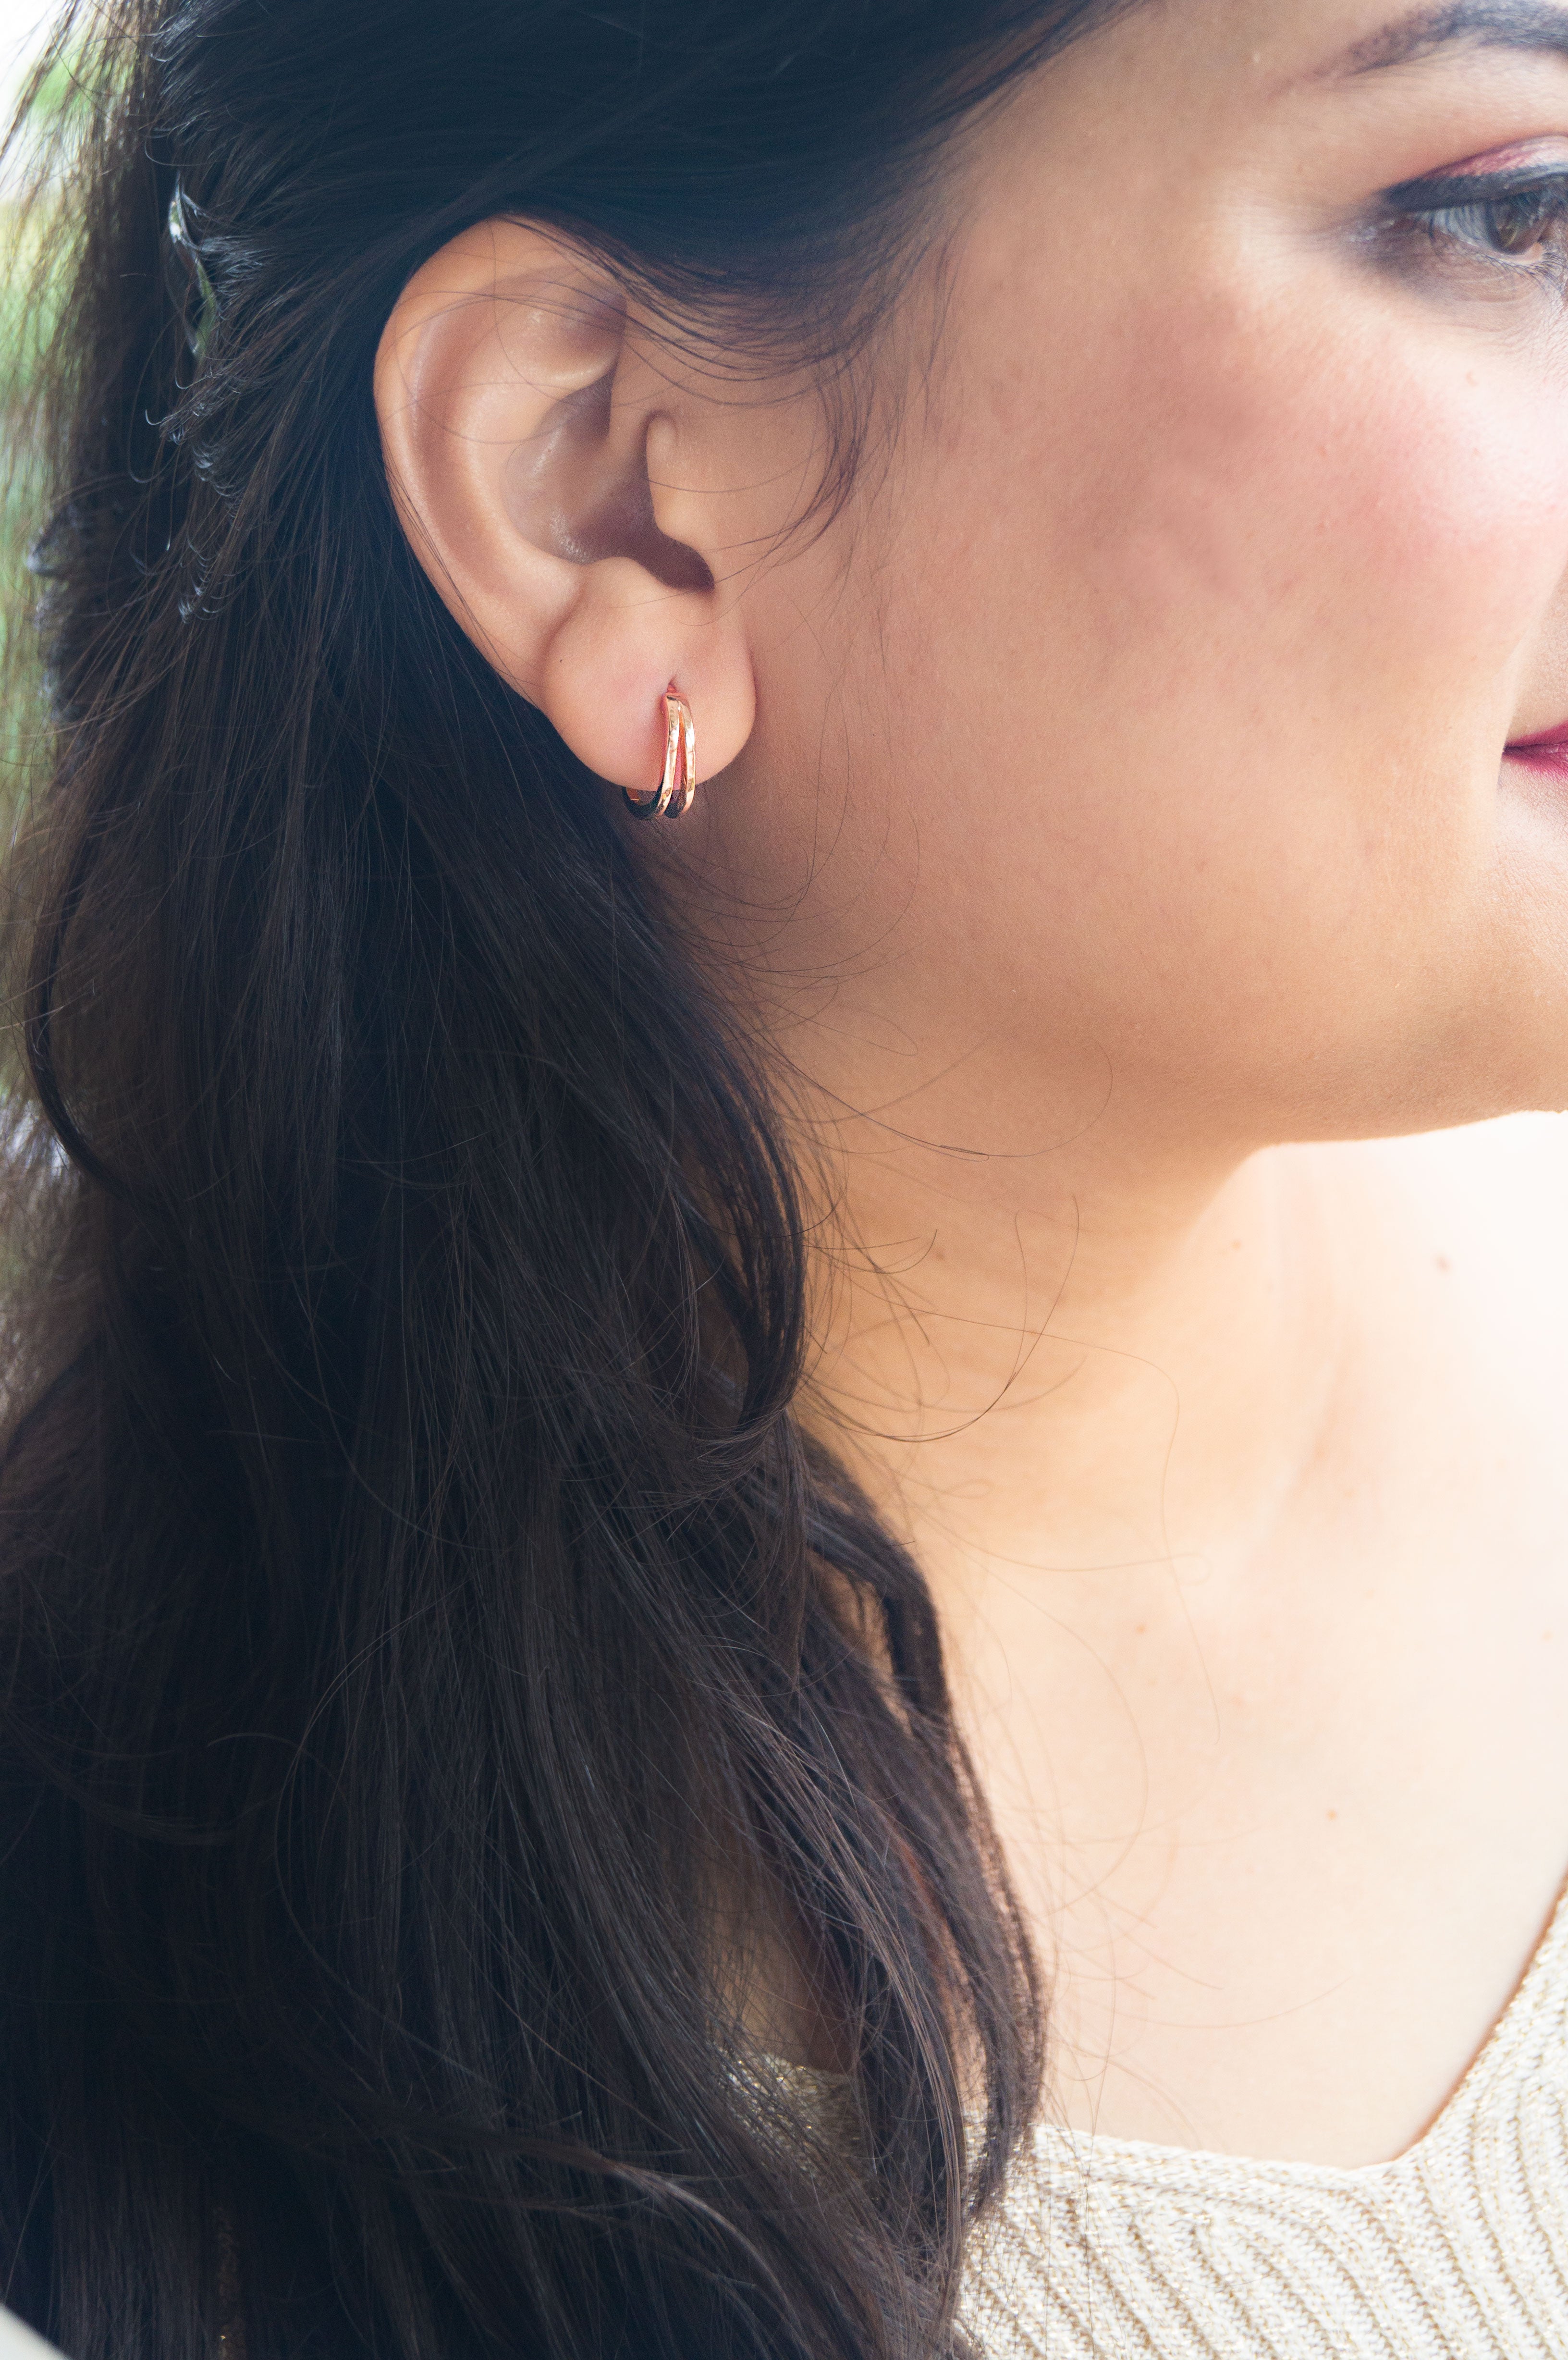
0, 2, 49, 124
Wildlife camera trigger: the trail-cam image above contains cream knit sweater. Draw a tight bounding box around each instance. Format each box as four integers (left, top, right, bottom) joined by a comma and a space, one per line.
956, 1886, 1568, 2359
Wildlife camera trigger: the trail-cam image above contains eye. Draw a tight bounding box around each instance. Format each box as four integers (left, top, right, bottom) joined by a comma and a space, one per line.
1388, 170, 1568, 282
1462, 181, 1568, 260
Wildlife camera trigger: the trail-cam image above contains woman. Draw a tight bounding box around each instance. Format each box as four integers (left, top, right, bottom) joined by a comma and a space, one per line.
1, 0, 1567, 2350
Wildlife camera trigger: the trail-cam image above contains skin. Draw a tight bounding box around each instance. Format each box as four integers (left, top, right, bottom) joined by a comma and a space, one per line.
377, 0, 1568, 2167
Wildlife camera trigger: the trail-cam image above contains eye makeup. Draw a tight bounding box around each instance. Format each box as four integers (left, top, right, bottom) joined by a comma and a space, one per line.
1375, 138, 1568, 281
1384, 139, 1568, 213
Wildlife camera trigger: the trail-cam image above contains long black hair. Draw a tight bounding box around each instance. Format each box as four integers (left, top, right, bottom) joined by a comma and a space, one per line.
0, 5, 1117, 2354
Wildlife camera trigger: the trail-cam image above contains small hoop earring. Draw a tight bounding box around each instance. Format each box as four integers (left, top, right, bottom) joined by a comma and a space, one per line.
624, 687, 697, 821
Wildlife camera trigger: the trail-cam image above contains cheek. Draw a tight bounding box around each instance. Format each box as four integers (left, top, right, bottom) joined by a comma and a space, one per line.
1036, 295, 1568, 744
878, 278, 1568, 1105
1280, 346, 1568, 702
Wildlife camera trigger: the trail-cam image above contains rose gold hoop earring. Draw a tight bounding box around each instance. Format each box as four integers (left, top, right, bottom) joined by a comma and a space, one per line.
624, 687, 697, 821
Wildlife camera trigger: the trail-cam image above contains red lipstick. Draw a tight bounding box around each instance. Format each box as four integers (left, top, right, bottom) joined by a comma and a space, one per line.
1506, 723, 1568, 776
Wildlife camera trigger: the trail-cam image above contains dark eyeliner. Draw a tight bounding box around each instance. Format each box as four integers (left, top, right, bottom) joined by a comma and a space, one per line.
1382, 163, 1568, 215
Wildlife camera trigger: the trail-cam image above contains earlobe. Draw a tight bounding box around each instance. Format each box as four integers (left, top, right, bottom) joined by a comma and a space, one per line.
373, 220, 756, 798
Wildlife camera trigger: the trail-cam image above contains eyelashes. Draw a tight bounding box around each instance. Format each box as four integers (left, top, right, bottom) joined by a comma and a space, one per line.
1380, 164, 1568, 288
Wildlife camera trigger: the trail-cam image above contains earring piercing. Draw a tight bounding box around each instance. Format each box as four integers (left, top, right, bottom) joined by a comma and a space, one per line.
624, 687, 696, 821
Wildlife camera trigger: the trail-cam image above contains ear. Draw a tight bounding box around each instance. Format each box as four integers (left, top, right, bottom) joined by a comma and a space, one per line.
374, 219, 757, 796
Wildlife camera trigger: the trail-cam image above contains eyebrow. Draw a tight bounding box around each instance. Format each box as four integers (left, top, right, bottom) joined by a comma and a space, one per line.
1333, 0, 1568, 74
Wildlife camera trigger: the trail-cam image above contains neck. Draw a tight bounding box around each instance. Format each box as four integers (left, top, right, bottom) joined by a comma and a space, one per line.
791, 1031, 1352, 1618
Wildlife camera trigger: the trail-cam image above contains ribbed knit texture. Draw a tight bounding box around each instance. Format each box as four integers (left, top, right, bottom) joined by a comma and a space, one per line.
778, 1884, 1568, 2355
959, 1887, 1568, 2358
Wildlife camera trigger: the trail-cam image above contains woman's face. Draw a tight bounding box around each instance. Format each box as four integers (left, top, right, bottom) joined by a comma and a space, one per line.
710, 0, 1568, 1158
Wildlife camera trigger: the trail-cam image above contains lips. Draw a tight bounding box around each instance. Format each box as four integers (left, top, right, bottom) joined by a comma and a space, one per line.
1506, 724, 1568, 775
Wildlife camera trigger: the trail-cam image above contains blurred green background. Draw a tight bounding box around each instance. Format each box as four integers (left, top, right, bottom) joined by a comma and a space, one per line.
0, 6, 74, 817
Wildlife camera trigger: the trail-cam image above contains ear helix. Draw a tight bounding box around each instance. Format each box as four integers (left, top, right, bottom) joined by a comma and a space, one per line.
624, 687, 697, 821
